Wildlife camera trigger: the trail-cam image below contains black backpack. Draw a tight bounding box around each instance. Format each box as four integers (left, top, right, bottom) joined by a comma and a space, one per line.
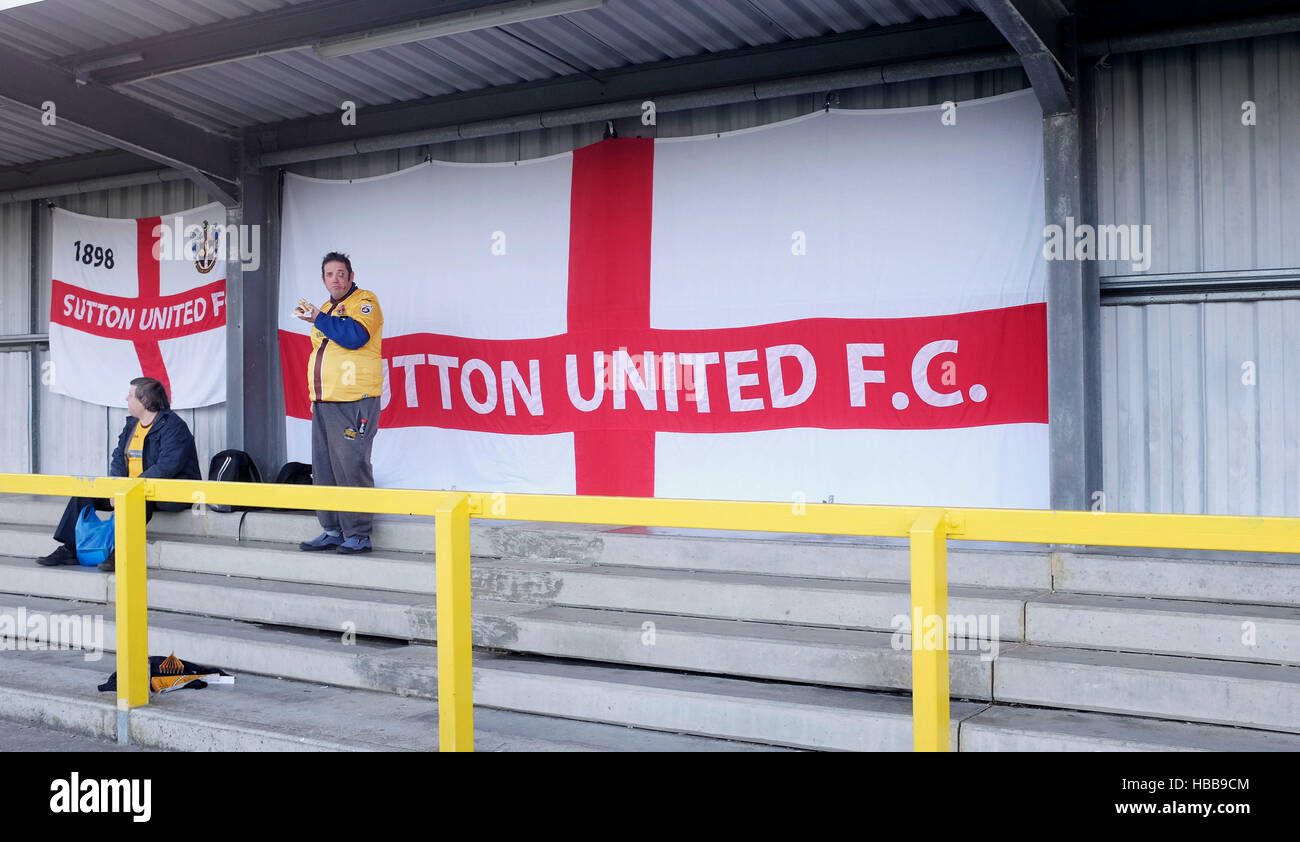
272, 462, 314, 512
207, 450, 263, 513
274, 461, 313, 485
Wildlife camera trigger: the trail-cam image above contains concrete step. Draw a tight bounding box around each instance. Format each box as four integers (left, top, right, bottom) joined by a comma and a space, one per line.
458, 561, 1033, 637
8, 502, 1300, 607
1055, 548, 1300, 607
995, 645, 1300, 733
0, 648, 783, 752
467, 603, 996, 696
0, 495, 242, 543
0, 524, 443, 595
9, 594, 1300, 734
0, 596, 979, 750
7, 605, 1300, 751
0, 552, 1034, 640
13, 554, 1300, 669
0, 497, 1053, 590
1026, 592, 1300, 665
0, 589, 996, 698
957, 705, 1300, 751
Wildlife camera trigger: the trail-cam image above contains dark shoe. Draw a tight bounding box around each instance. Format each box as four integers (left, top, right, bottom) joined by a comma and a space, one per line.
36, 544, 78, 567
299, 531, 343, 551
336, 536, 372, 554
98, 551, 115, 572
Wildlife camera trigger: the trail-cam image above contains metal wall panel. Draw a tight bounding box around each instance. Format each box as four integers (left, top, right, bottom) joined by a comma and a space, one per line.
0, 350, 31, 473
1096, 34, 1300, 516
1093, 33, 1300, 277
1101, 299, 1300, 517
0, 201, 30, 334
0, 198, 34, 474
35, 345, 112, 477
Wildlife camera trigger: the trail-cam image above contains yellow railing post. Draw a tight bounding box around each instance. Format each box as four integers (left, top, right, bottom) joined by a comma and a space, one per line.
113, 478, 149, 742
909, 509, 950, 752
435, 492, 473, 752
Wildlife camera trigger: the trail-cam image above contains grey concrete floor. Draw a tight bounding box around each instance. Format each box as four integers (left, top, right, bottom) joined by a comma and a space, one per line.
0, 719, 151, 751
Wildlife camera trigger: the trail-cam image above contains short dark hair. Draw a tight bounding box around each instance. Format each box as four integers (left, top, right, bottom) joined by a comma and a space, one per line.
321, 251, 354, 277
130, 377, 170, 413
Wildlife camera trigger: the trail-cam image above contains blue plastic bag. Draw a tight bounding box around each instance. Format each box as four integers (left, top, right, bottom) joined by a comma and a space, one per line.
74, 505, 115, 567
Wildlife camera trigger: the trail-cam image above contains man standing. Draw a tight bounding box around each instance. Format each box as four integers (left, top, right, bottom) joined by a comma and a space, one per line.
36, 377, 201, 571
296, 252, 384, 554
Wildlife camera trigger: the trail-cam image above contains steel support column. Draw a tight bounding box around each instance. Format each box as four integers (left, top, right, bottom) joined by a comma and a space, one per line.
225, 143, 283, 476
28, 200, 41, 474
978, 1, 1099, 509
1043, 109, 1100, 510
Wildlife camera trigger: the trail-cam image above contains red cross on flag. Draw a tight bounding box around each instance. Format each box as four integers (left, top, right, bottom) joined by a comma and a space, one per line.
279, 91, 1048, 508
49, 204, 228, 410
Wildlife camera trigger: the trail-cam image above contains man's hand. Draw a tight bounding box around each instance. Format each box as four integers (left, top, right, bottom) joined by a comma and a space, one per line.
109, 498, 116, 510
294, 299, 320, 323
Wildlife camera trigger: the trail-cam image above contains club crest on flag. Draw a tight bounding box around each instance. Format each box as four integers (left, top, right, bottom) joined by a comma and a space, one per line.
194, 220, 221, 274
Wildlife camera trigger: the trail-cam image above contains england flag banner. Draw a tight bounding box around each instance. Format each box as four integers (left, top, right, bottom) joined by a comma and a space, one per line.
49, 203, 228, 409
279, 90, 1047, 508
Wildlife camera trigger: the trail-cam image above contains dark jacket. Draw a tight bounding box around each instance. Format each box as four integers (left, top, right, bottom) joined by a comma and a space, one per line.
109, 410, 203, 494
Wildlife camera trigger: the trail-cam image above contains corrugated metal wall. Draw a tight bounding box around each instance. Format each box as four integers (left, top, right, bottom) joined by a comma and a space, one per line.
1094, 33, 1300, 276
0, 201, 32, 474
0, 180, 227, 478
1094, 33, 1300, 516
1102, 299, 1299, 516
0, 351, 31, 474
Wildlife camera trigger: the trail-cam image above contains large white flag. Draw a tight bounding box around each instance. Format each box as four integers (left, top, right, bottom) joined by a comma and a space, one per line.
49, 204, 228, 409
279, 90, 1047, 507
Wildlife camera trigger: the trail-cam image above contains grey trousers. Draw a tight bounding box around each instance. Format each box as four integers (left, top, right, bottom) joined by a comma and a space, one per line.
311, 396, 380, 539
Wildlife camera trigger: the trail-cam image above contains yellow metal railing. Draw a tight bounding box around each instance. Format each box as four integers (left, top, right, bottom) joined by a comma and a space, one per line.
3, 472, 1298, 752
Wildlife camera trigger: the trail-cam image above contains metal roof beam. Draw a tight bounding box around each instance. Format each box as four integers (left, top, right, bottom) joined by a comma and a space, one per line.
971, 0, 1073, 114
254, 14, 1009, 158
63, 0, 519, 85
0, 43, 239, 204
0, 149, 160, 194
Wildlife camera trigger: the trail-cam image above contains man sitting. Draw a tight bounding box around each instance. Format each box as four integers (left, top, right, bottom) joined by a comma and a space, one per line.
36, 377, 202, 572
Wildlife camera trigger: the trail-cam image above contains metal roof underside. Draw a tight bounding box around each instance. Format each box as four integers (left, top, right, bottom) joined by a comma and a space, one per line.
0, 0, 974, 145
0, 0, 986, 186
1, 0, 1296, 192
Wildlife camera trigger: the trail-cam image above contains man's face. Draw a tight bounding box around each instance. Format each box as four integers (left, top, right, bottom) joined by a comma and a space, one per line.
126, 386, 144, 420
322, 260, 353, 299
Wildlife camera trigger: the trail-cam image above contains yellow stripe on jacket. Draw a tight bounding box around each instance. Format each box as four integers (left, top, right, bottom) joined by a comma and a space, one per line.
307, 286, 384, 403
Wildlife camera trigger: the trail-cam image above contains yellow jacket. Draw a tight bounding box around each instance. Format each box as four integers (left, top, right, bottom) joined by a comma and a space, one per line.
307, 284, 383, 403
